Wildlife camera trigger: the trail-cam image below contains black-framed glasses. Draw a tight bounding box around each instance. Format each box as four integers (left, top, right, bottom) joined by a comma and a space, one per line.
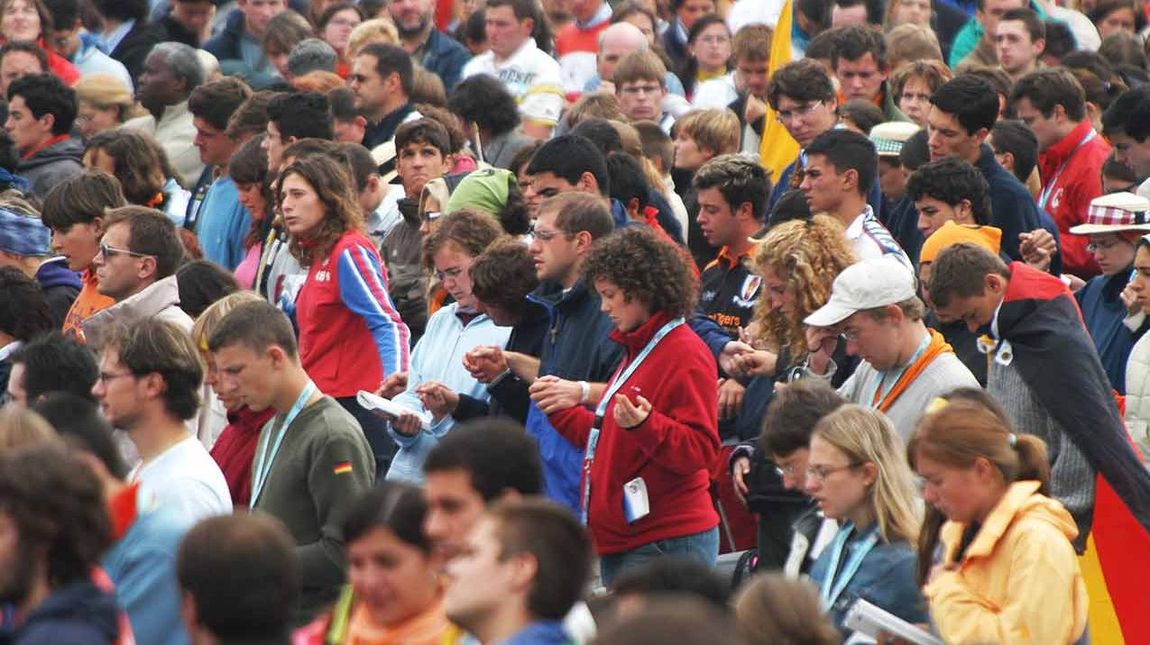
97, 243, 153, 260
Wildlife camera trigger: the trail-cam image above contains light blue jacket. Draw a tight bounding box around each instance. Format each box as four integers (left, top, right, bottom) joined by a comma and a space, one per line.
196, 175, 251, 270
385, 304, 511, 483
101, 493, 193, 645
73, 32, 133, 90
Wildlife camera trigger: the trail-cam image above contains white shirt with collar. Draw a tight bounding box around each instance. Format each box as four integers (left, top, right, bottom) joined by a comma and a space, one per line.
844, 204, 912, 271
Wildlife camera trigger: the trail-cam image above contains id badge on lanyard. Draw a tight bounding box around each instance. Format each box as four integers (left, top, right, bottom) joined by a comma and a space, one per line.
578, 318, 684, 525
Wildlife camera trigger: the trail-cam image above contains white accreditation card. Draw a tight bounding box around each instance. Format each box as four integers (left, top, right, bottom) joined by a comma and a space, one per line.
623, 476, 650, 523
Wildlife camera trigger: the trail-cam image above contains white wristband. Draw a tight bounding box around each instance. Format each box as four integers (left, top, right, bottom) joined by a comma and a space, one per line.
578, 380, 590, 405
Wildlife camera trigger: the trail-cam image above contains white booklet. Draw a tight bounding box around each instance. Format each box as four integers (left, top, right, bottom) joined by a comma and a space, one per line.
356, 390, 432, 431
843, 599, 943, 645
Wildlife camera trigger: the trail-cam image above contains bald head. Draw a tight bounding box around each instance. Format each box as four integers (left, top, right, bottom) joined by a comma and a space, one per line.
598, 22, 649, 82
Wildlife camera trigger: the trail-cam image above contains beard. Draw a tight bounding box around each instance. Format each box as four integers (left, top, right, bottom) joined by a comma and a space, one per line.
396, 12, 431, 39
0, 539, 37, 607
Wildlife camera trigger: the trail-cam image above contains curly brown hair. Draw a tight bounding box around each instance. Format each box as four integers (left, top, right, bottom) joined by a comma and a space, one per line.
582, 227, 698, 319
421, 208, 505, 271
471, 237, 540, 315
278, 154, 364, 266
752, 215, 856, 362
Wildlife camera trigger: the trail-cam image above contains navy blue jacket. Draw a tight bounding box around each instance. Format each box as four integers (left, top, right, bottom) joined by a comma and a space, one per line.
524, 280, 623, 511
1077, 268, 1143, 394
880, 196, 923, 266
453, 301, 550, 424
419, 29, 470, 91
13, 580, 121, 644
974, 144, 1049, 265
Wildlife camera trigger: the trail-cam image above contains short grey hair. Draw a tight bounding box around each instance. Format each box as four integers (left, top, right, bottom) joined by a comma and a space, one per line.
287, 38, 337, 78
149, 42, 206, 94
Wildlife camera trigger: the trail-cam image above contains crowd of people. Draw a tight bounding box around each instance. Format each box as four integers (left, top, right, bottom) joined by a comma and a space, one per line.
2, 0, 1150, 642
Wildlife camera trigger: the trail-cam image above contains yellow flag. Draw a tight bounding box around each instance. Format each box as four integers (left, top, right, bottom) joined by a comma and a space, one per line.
758, 0, 801, 184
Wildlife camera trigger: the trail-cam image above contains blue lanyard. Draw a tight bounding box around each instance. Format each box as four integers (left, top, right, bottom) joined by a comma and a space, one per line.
251, 381, 317, 505
580, 317, 684, 524
819, 522, 880, 609
868, 333, 931, 408
1038, 129, 1097, 211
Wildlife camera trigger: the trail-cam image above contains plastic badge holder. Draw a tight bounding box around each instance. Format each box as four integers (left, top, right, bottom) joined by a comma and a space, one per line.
843, 598, 943, 645
356, 390, 432, 431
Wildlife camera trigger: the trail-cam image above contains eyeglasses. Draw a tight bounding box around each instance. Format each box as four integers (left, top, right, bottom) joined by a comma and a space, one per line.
532, 228, 567, 242
806, 462, 861, 482
97, 371, 135, 384
774, 462, 802, 478
97, 244, 153, 260
775, 101, 824, 123
435, 266, 465, 282
697, 34, 730, 46
620, 84, 663, 96
422, 210, 441, 223
1087, 238, 1126, 253
840, 328, 861, 342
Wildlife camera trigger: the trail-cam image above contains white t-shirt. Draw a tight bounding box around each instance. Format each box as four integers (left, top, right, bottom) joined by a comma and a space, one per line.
130, 434, 232, 522
462, 39, 564, 126
692, 72, 738, 109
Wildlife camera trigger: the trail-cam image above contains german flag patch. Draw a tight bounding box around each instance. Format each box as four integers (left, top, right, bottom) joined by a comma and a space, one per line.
332, 461, 353, 475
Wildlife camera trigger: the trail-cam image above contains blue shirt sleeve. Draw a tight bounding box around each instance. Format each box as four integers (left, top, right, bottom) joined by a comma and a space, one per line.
337, 243, 412, 378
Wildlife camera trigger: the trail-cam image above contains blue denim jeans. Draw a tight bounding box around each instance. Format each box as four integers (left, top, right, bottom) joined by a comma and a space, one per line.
599, 527, 720, 587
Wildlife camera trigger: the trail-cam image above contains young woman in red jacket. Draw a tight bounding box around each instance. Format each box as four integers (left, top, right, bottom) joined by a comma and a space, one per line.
542, 227, 721, 586
279, 154, 411, 478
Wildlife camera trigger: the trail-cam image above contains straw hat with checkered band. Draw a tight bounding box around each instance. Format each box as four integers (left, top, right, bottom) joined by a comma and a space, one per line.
1069, 192, 1150, 235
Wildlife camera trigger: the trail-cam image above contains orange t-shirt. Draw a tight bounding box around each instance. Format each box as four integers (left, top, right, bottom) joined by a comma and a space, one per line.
62, 269, 114, 343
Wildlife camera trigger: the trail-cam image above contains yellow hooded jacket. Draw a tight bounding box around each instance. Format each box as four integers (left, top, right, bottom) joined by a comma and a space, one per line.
925, 480, 1088, 644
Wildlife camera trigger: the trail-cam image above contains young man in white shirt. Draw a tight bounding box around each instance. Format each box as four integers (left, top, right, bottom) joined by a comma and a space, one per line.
92, 318, 231, 523
461, 0, 563, 139
800, 128, 912, 270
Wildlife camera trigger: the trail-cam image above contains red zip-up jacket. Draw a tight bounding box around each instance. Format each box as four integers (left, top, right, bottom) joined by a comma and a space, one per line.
1037, 120, 1111, 279
549, 312, 720, 555
296, 230, 411, 398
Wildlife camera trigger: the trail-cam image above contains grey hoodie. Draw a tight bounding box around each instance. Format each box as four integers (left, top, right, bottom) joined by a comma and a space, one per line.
17, 137, 83, 198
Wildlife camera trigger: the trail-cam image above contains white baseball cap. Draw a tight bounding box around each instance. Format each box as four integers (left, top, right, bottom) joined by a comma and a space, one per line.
804, 257, 917, 327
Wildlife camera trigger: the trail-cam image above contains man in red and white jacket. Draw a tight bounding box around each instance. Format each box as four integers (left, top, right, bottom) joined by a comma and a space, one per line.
1012, 68, 1111, 278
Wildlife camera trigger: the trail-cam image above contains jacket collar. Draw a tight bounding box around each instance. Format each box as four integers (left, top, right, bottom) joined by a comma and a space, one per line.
1041, 120, 1095, 169
714, 244, 755, 269
975, 143, 1003, 175
610, 310, 673, 355
83, 274, 182, 345
21, 134, 70, 160
941, 480, 1075, 562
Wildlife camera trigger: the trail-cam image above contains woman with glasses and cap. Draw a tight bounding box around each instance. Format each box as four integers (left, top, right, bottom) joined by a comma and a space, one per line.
1070, 192, 1150, 395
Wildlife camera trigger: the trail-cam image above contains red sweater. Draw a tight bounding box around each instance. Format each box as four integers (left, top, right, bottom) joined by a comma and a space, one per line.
1037, 120, 1110, 279
296, 230, 411, 398
210, 405, 276, 508
549, 312, 720, 555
